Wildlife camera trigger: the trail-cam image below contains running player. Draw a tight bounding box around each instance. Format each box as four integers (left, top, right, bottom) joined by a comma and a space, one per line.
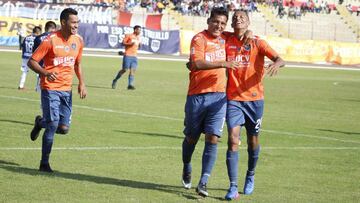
112, 25, 141, 90
27, 8, 87, 172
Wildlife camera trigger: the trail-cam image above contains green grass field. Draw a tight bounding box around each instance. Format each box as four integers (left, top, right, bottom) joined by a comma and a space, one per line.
0, 51, 359, 202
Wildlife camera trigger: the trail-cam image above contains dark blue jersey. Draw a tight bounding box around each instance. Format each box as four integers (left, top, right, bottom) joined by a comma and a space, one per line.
21, 34, 36, 59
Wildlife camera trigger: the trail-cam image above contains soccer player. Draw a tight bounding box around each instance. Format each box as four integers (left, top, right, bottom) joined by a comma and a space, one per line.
18, 26, 41, 90
224, 9, 285, 200
181, 7, 240, 197
27, 8, 87, 172
33, 20, 57, 92
111, 25, 141, 90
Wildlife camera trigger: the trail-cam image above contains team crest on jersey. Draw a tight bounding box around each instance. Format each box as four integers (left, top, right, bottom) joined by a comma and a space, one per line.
71, 43, 76, 50
64, 46, 70, 52
244, 44, 251, 51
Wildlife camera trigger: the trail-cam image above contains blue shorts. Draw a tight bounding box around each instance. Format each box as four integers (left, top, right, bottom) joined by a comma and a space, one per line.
122, 56, 138, 69
226, 100, 264, 135
41, 90, 72, 127
183, 92, 226, 139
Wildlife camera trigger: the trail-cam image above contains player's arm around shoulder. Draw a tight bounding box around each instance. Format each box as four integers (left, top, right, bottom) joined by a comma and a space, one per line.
190, 33, 240, 70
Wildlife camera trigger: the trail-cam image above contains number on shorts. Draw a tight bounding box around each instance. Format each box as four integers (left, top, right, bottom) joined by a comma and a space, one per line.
255, 118, 262, 130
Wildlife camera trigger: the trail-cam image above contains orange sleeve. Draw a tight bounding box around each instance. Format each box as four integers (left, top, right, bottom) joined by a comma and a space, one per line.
190, 35, 205, 62
123, 34, 131, 44
31, 38, 51, 62
222, 31, 233, 40
257, 39, 279, 61
76, 38, 84, 65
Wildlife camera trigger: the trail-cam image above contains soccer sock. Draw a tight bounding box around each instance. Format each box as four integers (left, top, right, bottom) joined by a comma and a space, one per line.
247, 145, 260, 176
200, 142, 217, 185
128, 75, 134, 86
40, 121, 57, 164
19, 71, 27, 88
114, 71, 122, 81
226, 150, 239, 187
182, 138, 196, 174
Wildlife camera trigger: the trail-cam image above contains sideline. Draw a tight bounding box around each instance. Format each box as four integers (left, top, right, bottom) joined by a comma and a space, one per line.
0, 146, 359, 151
1, 48, 359, 71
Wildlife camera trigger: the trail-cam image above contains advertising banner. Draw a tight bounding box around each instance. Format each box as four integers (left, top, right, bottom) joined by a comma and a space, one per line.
78, 23, 180, 54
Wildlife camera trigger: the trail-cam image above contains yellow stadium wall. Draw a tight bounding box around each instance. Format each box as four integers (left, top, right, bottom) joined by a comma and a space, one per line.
180, 30, 360, 65
0, 17, 51, 37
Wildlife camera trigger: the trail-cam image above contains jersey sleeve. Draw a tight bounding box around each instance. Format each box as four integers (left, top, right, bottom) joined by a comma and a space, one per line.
31, 37, 51, 62
32, 36, 41, 53
257, 39, 279, 61
123, 34, 131, 44
190, 34, 205, 62
76, 37, 84, 65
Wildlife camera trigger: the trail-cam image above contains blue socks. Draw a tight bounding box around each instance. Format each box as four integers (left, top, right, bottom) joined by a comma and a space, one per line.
226, 150, 239, 187
128, 75, 134, 86
247, 145, 260, 176
114, 71, 122, 81
41, 121, 58, 164
200, 142, 217, 185
182, 138, 196, 174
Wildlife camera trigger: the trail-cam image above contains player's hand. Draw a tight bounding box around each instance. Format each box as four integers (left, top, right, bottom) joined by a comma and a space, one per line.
223, 61, 240, 70
78, 83, 87, 99
265, 63, 280, 76
45, 72, 57, 81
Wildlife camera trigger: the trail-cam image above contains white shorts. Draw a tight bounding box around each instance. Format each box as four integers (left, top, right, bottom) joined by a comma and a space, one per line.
21, 58, 30, 72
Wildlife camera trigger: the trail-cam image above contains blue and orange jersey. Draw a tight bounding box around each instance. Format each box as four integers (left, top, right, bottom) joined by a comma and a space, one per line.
187, 30, 227, 96
123, 33, 140, 56
31, 30, 84, 91
226, 35, 279, 101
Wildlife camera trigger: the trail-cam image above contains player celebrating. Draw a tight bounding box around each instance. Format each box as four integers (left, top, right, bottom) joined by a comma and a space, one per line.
27, 8, 87, 172
112, 25, 141, 90
224, 9, 285, 200
18, 26, 41, 90
181, 7, 240, 197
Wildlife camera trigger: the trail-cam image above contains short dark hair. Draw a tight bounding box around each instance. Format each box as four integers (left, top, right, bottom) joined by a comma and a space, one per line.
60, 8, 78, 22
233, 9, 249, 20
134, 25, 141, 30
45, 21, 56, 32
32, 26, 41, 33
209, 7, 228, 21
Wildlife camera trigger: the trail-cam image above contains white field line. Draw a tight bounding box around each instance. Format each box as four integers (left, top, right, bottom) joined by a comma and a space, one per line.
1, 94, 360, 145
0, 48, 359, 71
2, 95, 360, 144
0, 146, 359, 151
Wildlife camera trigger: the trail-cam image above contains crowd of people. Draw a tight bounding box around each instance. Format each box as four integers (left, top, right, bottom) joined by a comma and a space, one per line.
171, 0, 259, 16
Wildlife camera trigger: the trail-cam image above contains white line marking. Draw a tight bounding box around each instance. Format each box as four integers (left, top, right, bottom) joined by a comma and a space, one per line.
0, 146, 359, 151
262, 129, 360, 144
1, 94, 360, 145
0, 48, 359, 71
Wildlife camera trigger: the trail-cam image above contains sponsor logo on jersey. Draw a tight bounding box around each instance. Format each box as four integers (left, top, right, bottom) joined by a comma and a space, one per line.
53, 56, 76, 66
